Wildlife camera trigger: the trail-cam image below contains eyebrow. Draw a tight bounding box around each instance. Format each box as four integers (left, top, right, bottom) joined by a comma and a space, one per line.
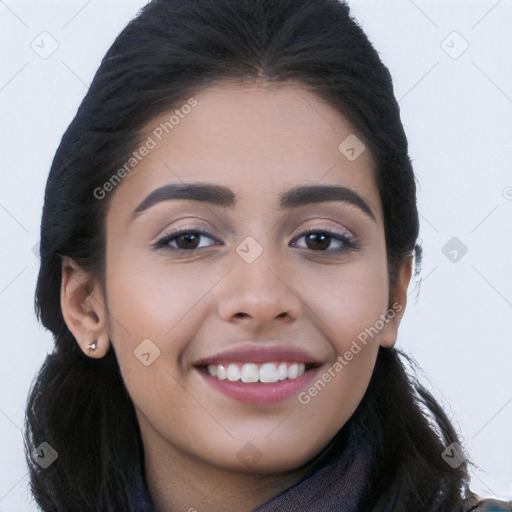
132, 183, 376, 222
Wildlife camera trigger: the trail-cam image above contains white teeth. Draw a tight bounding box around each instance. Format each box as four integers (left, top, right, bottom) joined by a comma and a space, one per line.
216, 364, 227, 380
205, 362, 307, 383
227, 363, 241, 381
241, 363, 259, 383
259, 362, 279, 383
287, 363, 298, 379
278, 362, 288, 381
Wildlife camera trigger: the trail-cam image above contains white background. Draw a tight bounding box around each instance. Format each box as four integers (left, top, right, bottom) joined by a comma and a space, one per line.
0, 1, 511, 510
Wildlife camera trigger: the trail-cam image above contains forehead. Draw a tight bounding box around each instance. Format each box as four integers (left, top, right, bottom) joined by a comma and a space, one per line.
108, 81, 382, 221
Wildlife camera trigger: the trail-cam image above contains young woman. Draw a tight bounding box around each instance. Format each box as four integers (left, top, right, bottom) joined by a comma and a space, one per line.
24, 0, 511, 511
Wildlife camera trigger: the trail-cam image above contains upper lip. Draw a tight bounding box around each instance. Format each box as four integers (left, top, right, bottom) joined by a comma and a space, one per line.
192, 343, 323, 367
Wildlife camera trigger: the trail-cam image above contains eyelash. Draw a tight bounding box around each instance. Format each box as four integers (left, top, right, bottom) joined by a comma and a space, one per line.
153, 226, 361, 253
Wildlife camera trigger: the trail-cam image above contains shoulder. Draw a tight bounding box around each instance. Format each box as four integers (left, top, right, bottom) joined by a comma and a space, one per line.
471, 498, 512, 511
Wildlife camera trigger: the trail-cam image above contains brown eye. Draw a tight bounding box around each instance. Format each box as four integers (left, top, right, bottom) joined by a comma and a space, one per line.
304, 233, 331, 250
290, 230, 359, 252
154, 229, 220, 251
174, 233, 202, 250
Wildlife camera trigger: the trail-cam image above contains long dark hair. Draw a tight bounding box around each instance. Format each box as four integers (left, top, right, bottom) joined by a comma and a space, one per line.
25, 0, 478, 510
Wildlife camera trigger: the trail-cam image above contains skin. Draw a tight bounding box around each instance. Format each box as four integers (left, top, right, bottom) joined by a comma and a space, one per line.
61, 81, 412, 512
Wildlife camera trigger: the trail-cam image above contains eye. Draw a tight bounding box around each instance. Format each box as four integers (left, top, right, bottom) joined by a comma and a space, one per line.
154, 228, 221, 251
154, 227, 360, 253
290, 228, 360, 252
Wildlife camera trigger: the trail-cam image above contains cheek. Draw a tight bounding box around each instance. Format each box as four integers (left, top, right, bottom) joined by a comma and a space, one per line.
293, 267, 388, 446
294, 252, 388, 401
301, 252, 389, 351
323, 271, 388, 345
103, 249, 206, 426
104, 246, 219, 347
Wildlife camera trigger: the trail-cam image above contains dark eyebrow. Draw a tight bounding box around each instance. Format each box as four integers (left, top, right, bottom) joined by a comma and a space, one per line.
133, 183, 236, 218
132, 183, 376, 222
280, 185, 376, 222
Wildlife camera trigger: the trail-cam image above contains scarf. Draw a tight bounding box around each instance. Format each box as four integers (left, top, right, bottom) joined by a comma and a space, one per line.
129, 420, 393, 512
129, 422, 511, 511
252, 422, 380, 512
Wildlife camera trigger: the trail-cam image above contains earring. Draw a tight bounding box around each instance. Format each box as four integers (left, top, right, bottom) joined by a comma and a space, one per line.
87, 334, 109, 354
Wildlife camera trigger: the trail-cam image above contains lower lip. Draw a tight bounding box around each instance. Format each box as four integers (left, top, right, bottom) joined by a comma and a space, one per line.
196, 367, 320, 404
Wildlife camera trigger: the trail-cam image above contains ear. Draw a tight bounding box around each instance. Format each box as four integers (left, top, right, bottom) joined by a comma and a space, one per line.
379, 256, 413, 349
60, 257, 110, 358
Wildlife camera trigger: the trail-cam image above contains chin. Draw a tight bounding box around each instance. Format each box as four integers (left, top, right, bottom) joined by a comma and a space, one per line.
209, 434, 335, 475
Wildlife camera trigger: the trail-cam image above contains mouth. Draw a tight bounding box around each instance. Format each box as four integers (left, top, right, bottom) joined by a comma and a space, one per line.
191, 344, 324, 404
196, 361, 320, 383
193, 359, 322, 405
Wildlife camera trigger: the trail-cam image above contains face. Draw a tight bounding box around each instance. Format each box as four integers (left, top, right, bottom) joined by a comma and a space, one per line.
71, 82, 409, 475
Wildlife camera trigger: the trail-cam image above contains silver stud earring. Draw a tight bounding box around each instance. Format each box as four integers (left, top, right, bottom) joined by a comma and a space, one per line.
87, 342, 97, 351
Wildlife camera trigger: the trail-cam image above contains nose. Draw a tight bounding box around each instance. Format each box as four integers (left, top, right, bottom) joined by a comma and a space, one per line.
216, 249, 303, 327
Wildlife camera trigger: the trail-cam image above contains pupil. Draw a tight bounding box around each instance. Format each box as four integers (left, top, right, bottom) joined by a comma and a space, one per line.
306, 233, 329, 250
178, 233, 199, 249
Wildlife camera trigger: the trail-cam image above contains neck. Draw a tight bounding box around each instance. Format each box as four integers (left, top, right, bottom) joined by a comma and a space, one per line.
143, 439, 324, 512
139, 417, 342, 512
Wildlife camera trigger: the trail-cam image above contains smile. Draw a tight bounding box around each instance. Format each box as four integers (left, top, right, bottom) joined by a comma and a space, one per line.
204, 362, 308, 383
196, 362, 321, 405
